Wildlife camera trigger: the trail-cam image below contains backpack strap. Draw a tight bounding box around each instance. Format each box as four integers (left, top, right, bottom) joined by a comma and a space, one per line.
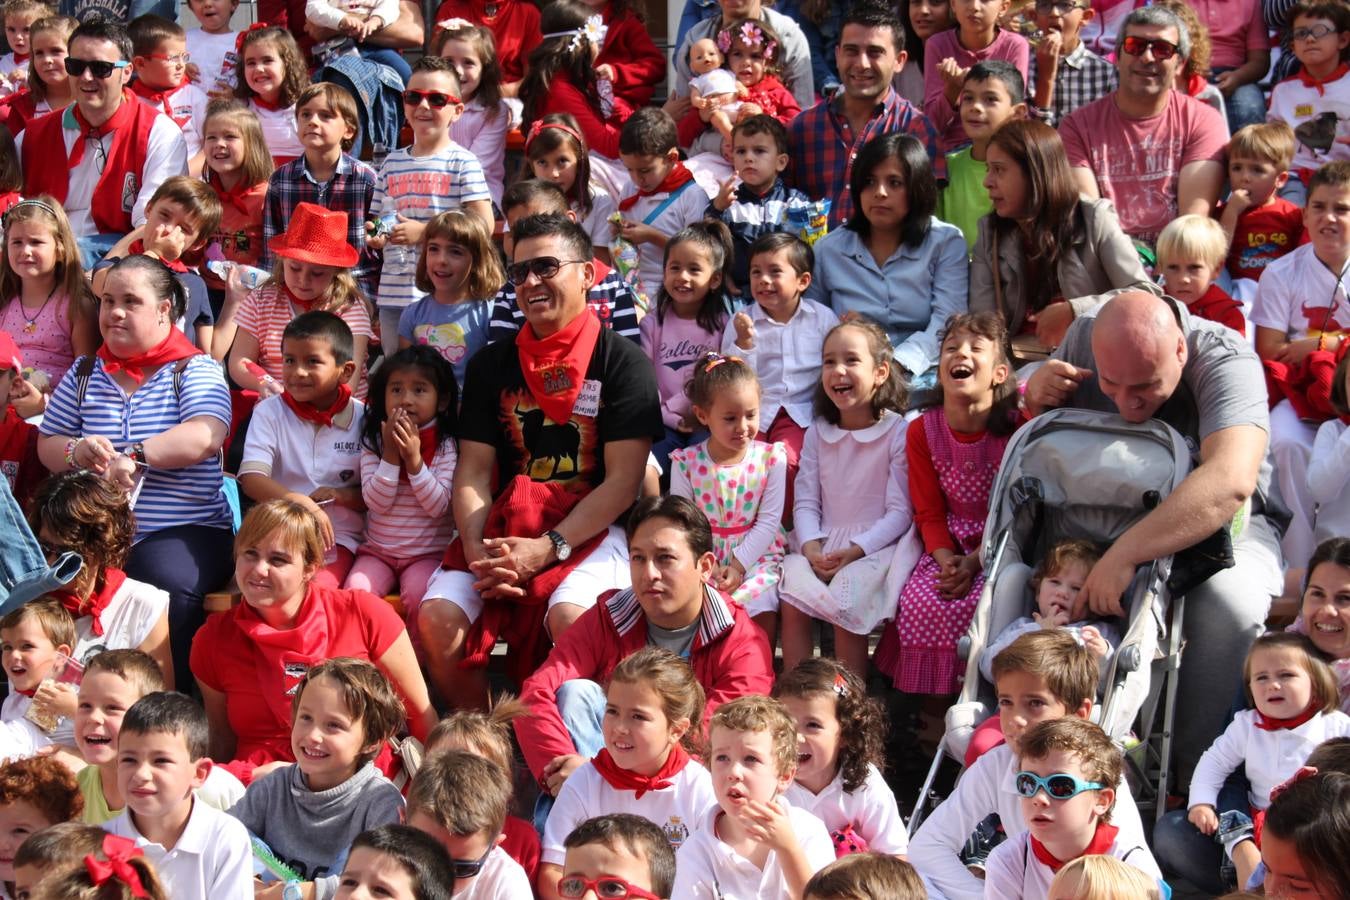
73, 355, 97, 406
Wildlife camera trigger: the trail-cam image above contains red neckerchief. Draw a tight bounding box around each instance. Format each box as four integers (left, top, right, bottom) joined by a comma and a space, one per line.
591, 744, 691, 798
1298, 62, 1350, 96
68, 92, 136, 170
97, 327, 201, 384
206, 169, 259, 217
1256, 702, 1320, 731
129, 77, 189, 125
401, 425, 440, 483
1030, 822, 1119, 873
515, 309, 602, 425
233, 582, 332, 730
282, 283, 317, 312
251, 94, 284, 112
49, 568, 127, 637
618, 161, 695, 212
11, 52, 27, 64
127, 240, 189, 273
281, 383, 352, 428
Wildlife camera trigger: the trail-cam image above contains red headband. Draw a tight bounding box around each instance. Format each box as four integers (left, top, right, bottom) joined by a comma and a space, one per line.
85, 834, 149, 899
525, 119, 585, 152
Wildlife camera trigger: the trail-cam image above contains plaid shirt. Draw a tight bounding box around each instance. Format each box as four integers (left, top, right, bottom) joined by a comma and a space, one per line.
262, 153, 380, 298
1028, 42, 1119, 128
789, 88, 946, 227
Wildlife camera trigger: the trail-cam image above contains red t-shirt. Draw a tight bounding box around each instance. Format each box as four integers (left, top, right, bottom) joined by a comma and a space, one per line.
1187, 282, 1247, 336
0, 406, 39, 508
1221, 197, 1305, 282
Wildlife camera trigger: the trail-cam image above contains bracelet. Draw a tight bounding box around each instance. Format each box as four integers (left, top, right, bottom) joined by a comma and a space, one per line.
64, 436, 84, 469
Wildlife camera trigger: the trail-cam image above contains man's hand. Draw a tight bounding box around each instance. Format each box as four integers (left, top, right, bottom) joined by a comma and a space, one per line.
543, 753, 586, 795
469, 535, 555, 597
1024, 360, 1093, 415
1076, 546, 1134, 618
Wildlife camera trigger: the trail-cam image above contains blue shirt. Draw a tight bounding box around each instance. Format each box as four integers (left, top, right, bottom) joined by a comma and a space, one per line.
397, 296, 494, 389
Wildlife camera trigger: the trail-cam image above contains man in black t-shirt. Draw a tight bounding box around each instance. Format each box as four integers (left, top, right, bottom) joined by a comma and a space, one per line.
421, 213, 661, 710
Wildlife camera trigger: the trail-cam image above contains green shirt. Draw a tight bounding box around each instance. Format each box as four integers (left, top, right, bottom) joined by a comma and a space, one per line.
936, 147, 992, 252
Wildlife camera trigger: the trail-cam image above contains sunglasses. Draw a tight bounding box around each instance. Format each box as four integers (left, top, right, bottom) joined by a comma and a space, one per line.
1119, 35, 1179, 60
1292, 23, 1337, 41
1014, 771, 1106, 800
449, 845, 494, 880
556, 875, 660, 899
402, 89, 461, 108
64, 57, 131, 78
506, 256, 587, 286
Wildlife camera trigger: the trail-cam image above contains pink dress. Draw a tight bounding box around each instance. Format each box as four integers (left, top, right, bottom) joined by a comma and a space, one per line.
0, 293, 76, 386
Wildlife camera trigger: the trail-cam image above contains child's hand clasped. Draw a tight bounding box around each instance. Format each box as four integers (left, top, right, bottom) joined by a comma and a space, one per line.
936, 552, 978, 599
1188, 803, 1219, 835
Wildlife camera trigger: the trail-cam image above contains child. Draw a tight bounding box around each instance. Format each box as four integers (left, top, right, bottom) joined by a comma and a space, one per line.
1217, 122, 1304, 289
0, 755, 83, 895
233, 26, 308, 164
75, 649, 243, 823
184, 0, 240, 98
237, 311, 367, 587
984, 718, 1162, 896
0, 331, 40, 504
1156, 215, 1246, 336
557, 814, 676, 900
230, 658, 404, 892
898, 0, 953, 106
1048, 855, 1166, 900
13, 821, 107, 897
923, 0, 1030, 151
0, 197, 95, 390
405, 748, 534, 897
346, 346, 458, 622
434, 21, 509, 210
585, 0, 665, 111
429, 0, 539, 92
775, 659, 910, 857
804, 854, 929, 900
260, 82, 378, 299
1026, 0, 1115, 128
778, 319, 911, 676
616, 107, 711, 308
104, 693, 253, 900
1259, 769, 1350, 899
525, 114, 619, 265
1309, 353, 1350, 546
1268, 0, 1350, 205
5, 14, 75, 135
938, 60, 1027, 250
708, 115, 813, 296
682, 20, 800, 152
670, 355, 788, 637
367, 57, 492, 349
127, 15, 209, 159
1185, 0, 1270, 135
876, 312, 1019, 700
303, 0, 400, 66
670, 694, 835, 898
334, 824, 458, 900
0, 0, 51, 97
539, 647, 714, 899
0, 598, 77, 756
686, 36, 746, 147
30, 840, 170, 900
641, 222, 733, 475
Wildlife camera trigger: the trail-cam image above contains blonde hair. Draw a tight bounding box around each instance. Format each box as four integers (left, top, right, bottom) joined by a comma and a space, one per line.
270, 257, 371, 325
0, 196, 93, 325
1155, 214, 1229, 271
1049, 855, 1163, 899
709, 695, 798, 779
414, 209, 505, 299
84, 649, 165, 700
609, 647, 706, 756
202, 99, 275, 188
234, 499, 327, 570
3, 0, 53, 23
0, 597, 75, 651
25, 14, 74, 101
426, 695, 527, 777
1229, 121, 1296, 171
1243, 631, 1341, 716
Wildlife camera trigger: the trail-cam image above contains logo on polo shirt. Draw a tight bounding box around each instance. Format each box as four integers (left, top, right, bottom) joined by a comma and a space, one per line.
663, 816, 689, 848
122, 173, 138, 213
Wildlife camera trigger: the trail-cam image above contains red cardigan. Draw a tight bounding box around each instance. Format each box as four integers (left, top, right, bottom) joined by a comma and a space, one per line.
595, 5, 665, 109
536, 72, 623, 158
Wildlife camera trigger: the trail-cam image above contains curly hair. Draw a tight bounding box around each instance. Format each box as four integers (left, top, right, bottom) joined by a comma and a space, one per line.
233, 26, 307, 108
0, 755, 83, 826
710, 695, 798, 779
773, 658, 886, 793
29, 470, 135, 590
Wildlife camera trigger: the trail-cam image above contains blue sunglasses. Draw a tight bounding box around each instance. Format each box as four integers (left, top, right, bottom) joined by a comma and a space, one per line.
1014, 771, 1105, 800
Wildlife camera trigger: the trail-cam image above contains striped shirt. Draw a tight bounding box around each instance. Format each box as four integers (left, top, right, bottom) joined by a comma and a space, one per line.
234, 285, 376, 398
40, 354, 231, 537
371, 143, 491, 311
359, 437, 457, 559
1028, 42, 1119, 128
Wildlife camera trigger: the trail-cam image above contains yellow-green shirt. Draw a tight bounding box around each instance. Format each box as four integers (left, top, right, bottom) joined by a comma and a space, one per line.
936, 147, 992, 252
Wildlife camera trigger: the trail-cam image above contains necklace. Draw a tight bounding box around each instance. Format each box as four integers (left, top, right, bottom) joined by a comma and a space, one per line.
19, 286, 56, 334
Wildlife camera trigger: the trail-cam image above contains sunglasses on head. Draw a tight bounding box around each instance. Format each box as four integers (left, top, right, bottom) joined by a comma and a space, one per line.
402, 88, 461, 108
556, 875, 660, 899
1119, 35, 1179, 60
1014, 771, 1106, 800
64, 57, 130, 78
506, 256, 587, 286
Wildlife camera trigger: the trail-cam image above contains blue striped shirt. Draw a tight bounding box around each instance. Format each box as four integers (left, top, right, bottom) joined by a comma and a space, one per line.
40, 355, 232, 537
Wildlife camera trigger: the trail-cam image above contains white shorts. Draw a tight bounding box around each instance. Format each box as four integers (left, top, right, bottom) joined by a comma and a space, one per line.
422, 526, 631, 627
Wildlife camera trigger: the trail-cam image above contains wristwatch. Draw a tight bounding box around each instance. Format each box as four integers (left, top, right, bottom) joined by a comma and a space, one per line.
545, 529, 572, 561
126, 441, 147, 467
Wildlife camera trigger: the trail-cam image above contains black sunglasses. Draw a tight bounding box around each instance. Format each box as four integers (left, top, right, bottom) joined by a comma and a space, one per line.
506, 256, 587, 286
64, 57, 131, 78
402, 89, 461, 108
449, 845, 494, 880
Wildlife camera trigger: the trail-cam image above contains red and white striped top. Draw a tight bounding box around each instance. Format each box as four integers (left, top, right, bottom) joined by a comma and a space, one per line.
358, 437, 458, 559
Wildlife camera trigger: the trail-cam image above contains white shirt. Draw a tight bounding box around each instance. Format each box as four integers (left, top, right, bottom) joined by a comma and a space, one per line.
250, 100, 302, 160
0, 692, 70, 759
984, 829, 1162, 900
909, 743, 1148, 900
784, 763, 909, 855
1269, 72, 1350, 174
71, 576, 169, 667
135, 81, 210, 157
623, 180, 710, 306
305, 0, 400, 31
1251, 243, 1350, 340
185, 29, 239, 96
105, 798, 253, 900
671, 797, 835, 899
1190, 708, 1350, 810
1310, 418, 1350, 543
455, 846, 534, 899
542, 759, 716, 865
720, 298, 840, 428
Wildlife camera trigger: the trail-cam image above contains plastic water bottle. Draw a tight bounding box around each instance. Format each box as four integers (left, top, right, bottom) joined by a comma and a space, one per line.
379, 200, 410, 269
206, 260, 271, 290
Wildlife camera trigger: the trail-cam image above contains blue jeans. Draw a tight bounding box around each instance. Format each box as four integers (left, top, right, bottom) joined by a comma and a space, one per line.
1212, 68, 1267, 134
532, 678, 606, 835
0, 473, 82, 615
359, 46, 410, 85
76, 233, 123, 270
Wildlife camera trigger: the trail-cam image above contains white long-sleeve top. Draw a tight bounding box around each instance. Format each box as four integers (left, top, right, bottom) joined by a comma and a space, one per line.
909, 742, 1148, 900
783, 763, 909, 855
1309, 418, 1350, 544
305, 0, 400, 30
720, 298, 839, 429
358, 437, 457, 559
984, 829, 1162, 900
1189, 708, 1350, 811
670, 440, 786, 574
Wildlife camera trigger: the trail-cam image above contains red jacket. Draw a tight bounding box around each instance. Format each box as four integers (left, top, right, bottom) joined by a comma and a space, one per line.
536, 72, 623, 159
595, 5, 665, 109
676, 74, 801, 149
431, 0, 540, 84
515, 584, 774, 781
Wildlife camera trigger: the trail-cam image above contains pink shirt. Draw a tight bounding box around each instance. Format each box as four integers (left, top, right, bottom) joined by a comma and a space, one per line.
639, 310, 722, 431
358, 437, 458, 560
923, 28, 1031, 150
1189, 0, 1270, 70
1060, 91, 1227, 244
0, 293, 76, 386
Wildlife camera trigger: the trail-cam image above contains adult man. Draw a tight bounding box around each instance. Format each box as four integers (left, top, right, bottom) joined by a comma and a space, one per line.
515, 495, 775, 810
788, 5, 944, 227
1058, 6, 1227, 247
420, 213, 660, 712
19, 21, 187, 264
1025, 291, 1284, 787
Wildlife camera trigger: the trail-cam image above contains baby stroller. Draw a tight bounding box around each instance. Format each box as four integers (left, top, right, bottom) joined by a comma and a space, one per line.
906, 409, 1196, 830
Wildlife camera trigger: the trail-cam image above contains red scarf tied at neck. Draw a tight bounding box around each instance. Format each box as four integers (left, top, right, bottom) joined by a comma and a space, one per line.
591, 744, 691, 799
129, 77, 190, 126
1030, 822, 1119, 873
97, 327, 202, 384
618, 161, 695, 212
128, 240, 188, 273
50, 568, 127, 637
282, 382, 352, 428
1298, 62, 1350, 96
515, 309, 602, 426
207, 169, 259, 217
1256, 702, 1320, 732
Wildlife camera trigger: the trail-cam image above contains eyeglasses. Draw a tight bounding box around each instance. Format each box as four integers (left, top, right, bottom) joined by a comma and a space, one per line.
1014, 771, 1106, 800
402, 89, 461, 108
64, 57, 131, 78
1034, 0, 1087, 13
1292, 23, 1337, 41
448, 845, 494, 880
556, 875, 661, 899
1119, 35, 1179, 60
506, 256, 587, 285
147, 52, 190, 64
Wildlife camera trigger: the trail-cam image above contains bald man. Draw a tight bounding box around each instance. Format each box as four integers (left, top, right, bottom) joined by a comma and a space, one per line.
1026, 291, 1283, 788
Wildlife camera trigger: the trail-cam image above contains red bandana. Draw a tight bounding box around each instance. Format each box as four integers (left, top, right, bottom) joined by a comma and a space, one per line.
206, 169, 258, 217
282, 382, 352, 428
1256, 702, 1320, 732
282, 283, 318, 312
49, 568, 126, 637
618, 161, 695, 212
97, 327, 202, 384
1298, 62, 1350, 96
128, 240, 189, 273
129, 77, 190, 126
11, 52, 27, 64
1030, 822, 1119, 873
515, 309, 602, 425
401, 425, 440, 482
251, 94, 284, 112
591, 744, 691, 798
234, 582, 333, 730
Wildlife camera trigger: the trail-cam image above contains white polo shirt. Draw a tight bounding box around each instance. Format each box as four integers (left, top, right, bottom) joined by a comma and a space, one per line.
106, 797, 253, 900
984, 829, 1162, 900
135, 81, 210, 157
784, 763, 909, 855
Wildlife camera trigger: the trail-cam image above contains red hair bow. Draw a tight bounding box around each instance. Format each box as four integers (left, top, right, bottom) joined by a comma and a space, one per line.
1270, 765, 1319, 804
85, 834, 149, 899
236, 22, 272, 54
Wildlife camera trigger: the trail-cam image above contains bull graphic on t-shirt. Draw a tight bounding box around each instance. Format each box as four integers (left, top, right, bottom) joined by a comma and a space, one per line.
1302, 300, 1348, 336
516, 404, 581, 480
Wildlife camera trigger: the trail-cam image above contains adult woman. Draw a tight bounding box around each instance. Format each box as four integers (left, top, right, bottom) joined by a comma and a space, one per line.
190, 499, 435, 783
1294, 537, 1350, 711
807, 132, 968, 381
36, 255, 231, 691
970, 119, 1158, 355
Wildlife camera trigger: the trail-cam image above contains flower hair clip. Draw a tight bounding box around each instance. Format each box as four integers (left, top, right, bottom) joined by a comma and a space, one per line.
437, 17, 475, 31
833, 672, 850, 698
544, 14, 608, 52
716, 30, 733, 53
1270, 765, 1319, 803
85, 834, 149, 899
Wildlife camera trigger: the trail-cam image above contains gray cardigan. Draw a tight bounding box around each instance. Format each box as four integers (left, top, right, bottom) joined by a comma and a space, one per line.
968, 197, 1160, 334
